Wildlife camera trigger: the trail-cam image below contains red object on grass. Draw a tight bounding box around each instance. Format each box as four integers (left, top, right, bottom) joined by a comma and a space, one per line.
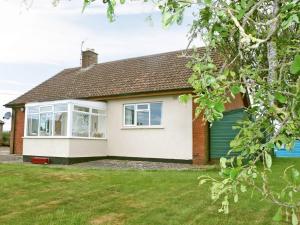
31, 157, 49, 164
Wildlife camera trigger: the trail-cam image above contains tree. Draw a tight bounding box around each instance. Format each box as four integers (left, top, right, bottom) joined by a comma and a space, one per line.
61, 0, 299, 223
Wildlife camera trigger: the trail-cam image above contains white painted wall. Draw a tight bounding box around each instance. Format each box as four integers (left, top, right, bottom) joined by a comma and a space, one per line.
23, 95, 193, 160
68, 139, 107, 157
23, 138, 70, 157
106, 95, 193, 160
23, 138, 107, 158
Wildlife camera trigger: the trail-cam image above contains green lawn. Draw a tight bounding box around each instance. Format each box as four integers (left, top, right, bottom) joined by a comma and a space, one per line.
0, 159, 298, 225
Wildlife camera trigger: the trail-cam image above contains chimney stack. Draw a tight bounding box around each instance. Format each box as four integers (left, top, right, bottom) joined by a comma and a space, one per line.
81, 49, 98, 68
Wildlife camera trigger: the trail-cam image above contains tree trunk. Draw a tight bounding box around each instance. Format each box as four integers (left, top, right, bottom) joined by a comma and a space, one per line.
267, 0, 279, 84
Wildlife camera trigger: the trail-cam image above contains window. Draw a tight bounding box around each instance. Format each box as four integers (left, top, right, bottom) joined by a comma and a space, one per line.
74, 105, 89, 112
54, 104, 68, 112
90, 114, 106, 138
54, 112, 68, 136
72, 112, 89, 137
28, 106, 39, 114
40, 106, 52, 113
25, 100, 107, 139
125, 105, 135, 125
150, 103, 162, 125
39, 112, 53, 136
54, 104, 68, 136
27, 114, 39, 136
123, 102, 162, 127
72, 105, 107, 138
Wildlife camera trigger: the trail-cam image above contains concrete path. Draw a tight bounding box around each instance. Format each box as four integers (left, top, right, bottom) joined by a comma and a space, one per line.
0, 146, 10, 155
0, 146, 23, 163
0, 147, 214, 170
72, 159, 215, 170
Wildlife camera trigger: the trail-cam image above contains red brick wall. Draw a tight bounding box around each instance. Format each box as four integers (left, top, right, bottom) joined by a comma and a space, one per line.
9, 110, 15, 153
192, 94, 247, 165
10, 108, 25, 155
192, 102, 209, 165
0, 123, 3, 146
225, 93, 246, 111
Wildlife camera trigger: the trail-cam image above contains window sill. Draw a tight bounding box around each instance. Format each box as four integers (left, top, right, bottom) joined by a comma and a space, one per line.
121, 126, 164, 130
23, 136, 107, 140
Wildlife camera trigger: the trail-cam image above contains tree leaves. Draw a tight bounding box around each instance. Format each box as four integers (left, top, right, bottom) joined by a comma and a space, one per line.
274, 92, 287, 103
178, 94, 192, 104
282, 14, 300, 30
290, 55, 300, 75
291, 168, 300, 183
106, 0, 116, 22
272, 207, 282, 222
214, 101, 225, 113
82, 0, 95, 13
231, 85, 241, 95
220, 157, 227, 168
204, 0, 212, 5
264, 152, 272, 169
292, 210, 298, 225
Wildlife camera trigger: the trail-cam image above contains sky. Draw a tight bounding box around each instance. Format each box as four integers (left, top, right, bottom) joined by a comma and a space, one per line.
0, 0, 199, 131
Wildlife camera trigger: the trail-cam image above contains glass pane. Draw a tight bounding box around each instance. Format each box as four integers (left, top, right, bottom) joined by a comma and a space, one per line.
137, 104, 148, 110
54, 104, 68, 112
125, 105, 135, 125
40, 106, 52, 112
72, 112, 89, 137
137, 111, 149, 126
150, 103, 162, 125
28, 106, 39, 114
92, 109, 106, 115
54, 112, 68, 136
90, 115, 106, 138
27, 114, 39, 136
39, 113, 53, 136
92, 109, 100, 114
74, 105, 89, 112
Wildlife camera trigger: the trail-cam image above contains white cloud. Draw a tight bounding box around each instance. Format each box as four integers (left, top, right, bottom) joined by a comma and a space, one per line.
0, 0, 197, 65
23, 0, 158, 15
0, 79, 30, 86
0, 90, 22, 131
0, 0, 200, 131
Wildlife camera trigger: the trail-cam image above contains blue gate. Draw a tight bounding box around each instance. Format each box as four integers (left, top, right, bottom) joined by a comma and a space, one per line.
275, 140, 300, 158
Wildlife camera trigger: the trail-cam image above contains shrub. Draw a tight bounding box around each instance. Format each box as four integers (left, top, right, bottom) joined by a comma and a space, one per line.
2, 131, 10, 146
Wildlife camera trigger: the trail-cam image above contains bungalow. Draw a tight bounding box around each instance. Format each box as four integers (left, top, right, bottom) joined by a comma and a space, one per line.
5, 48, 248, 165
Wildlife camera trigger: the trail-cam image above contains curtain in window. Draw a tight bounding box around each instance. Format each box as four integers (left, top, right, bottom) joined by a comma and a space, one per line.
72, 112, 89, 137
125, 105, 135, 125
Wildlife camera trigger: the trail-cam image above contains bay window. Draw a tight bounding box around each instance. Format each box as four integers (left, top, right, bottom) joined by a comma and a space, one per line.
123, 102, 162, 127
27, 113, 39, 136
39, 112, 53, 136
25, 100, 107, 139
54, 104, 68, 136
72, 111, 89, 137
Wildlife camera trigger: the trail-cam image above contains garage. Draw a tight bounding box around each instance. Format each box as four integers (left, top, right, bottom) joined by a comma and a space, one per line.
210, 108, 246, 159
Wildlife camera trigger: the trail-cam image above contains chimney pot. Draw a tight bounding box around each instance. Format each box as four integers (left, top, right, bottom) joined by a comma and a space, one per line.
81, 49, 98, 68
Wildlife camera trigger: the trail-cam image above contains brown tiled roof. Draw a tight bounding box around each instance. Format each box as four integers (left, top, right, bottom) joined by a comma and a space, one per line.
6, 48, 220, 107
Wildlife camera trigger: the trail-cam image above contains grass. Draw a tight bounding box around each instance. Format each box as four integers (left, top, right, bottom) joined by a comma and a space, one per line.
0, 159, 299, 225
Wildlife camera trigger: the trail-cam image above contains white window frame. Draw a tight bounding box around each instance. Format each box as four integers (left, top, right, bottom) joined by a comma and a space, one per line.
26, 111, 39, 136
39, 107, 53, 137
123, 102, 163, 128
53, 104, 68, 137
24, 99, 107, 139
